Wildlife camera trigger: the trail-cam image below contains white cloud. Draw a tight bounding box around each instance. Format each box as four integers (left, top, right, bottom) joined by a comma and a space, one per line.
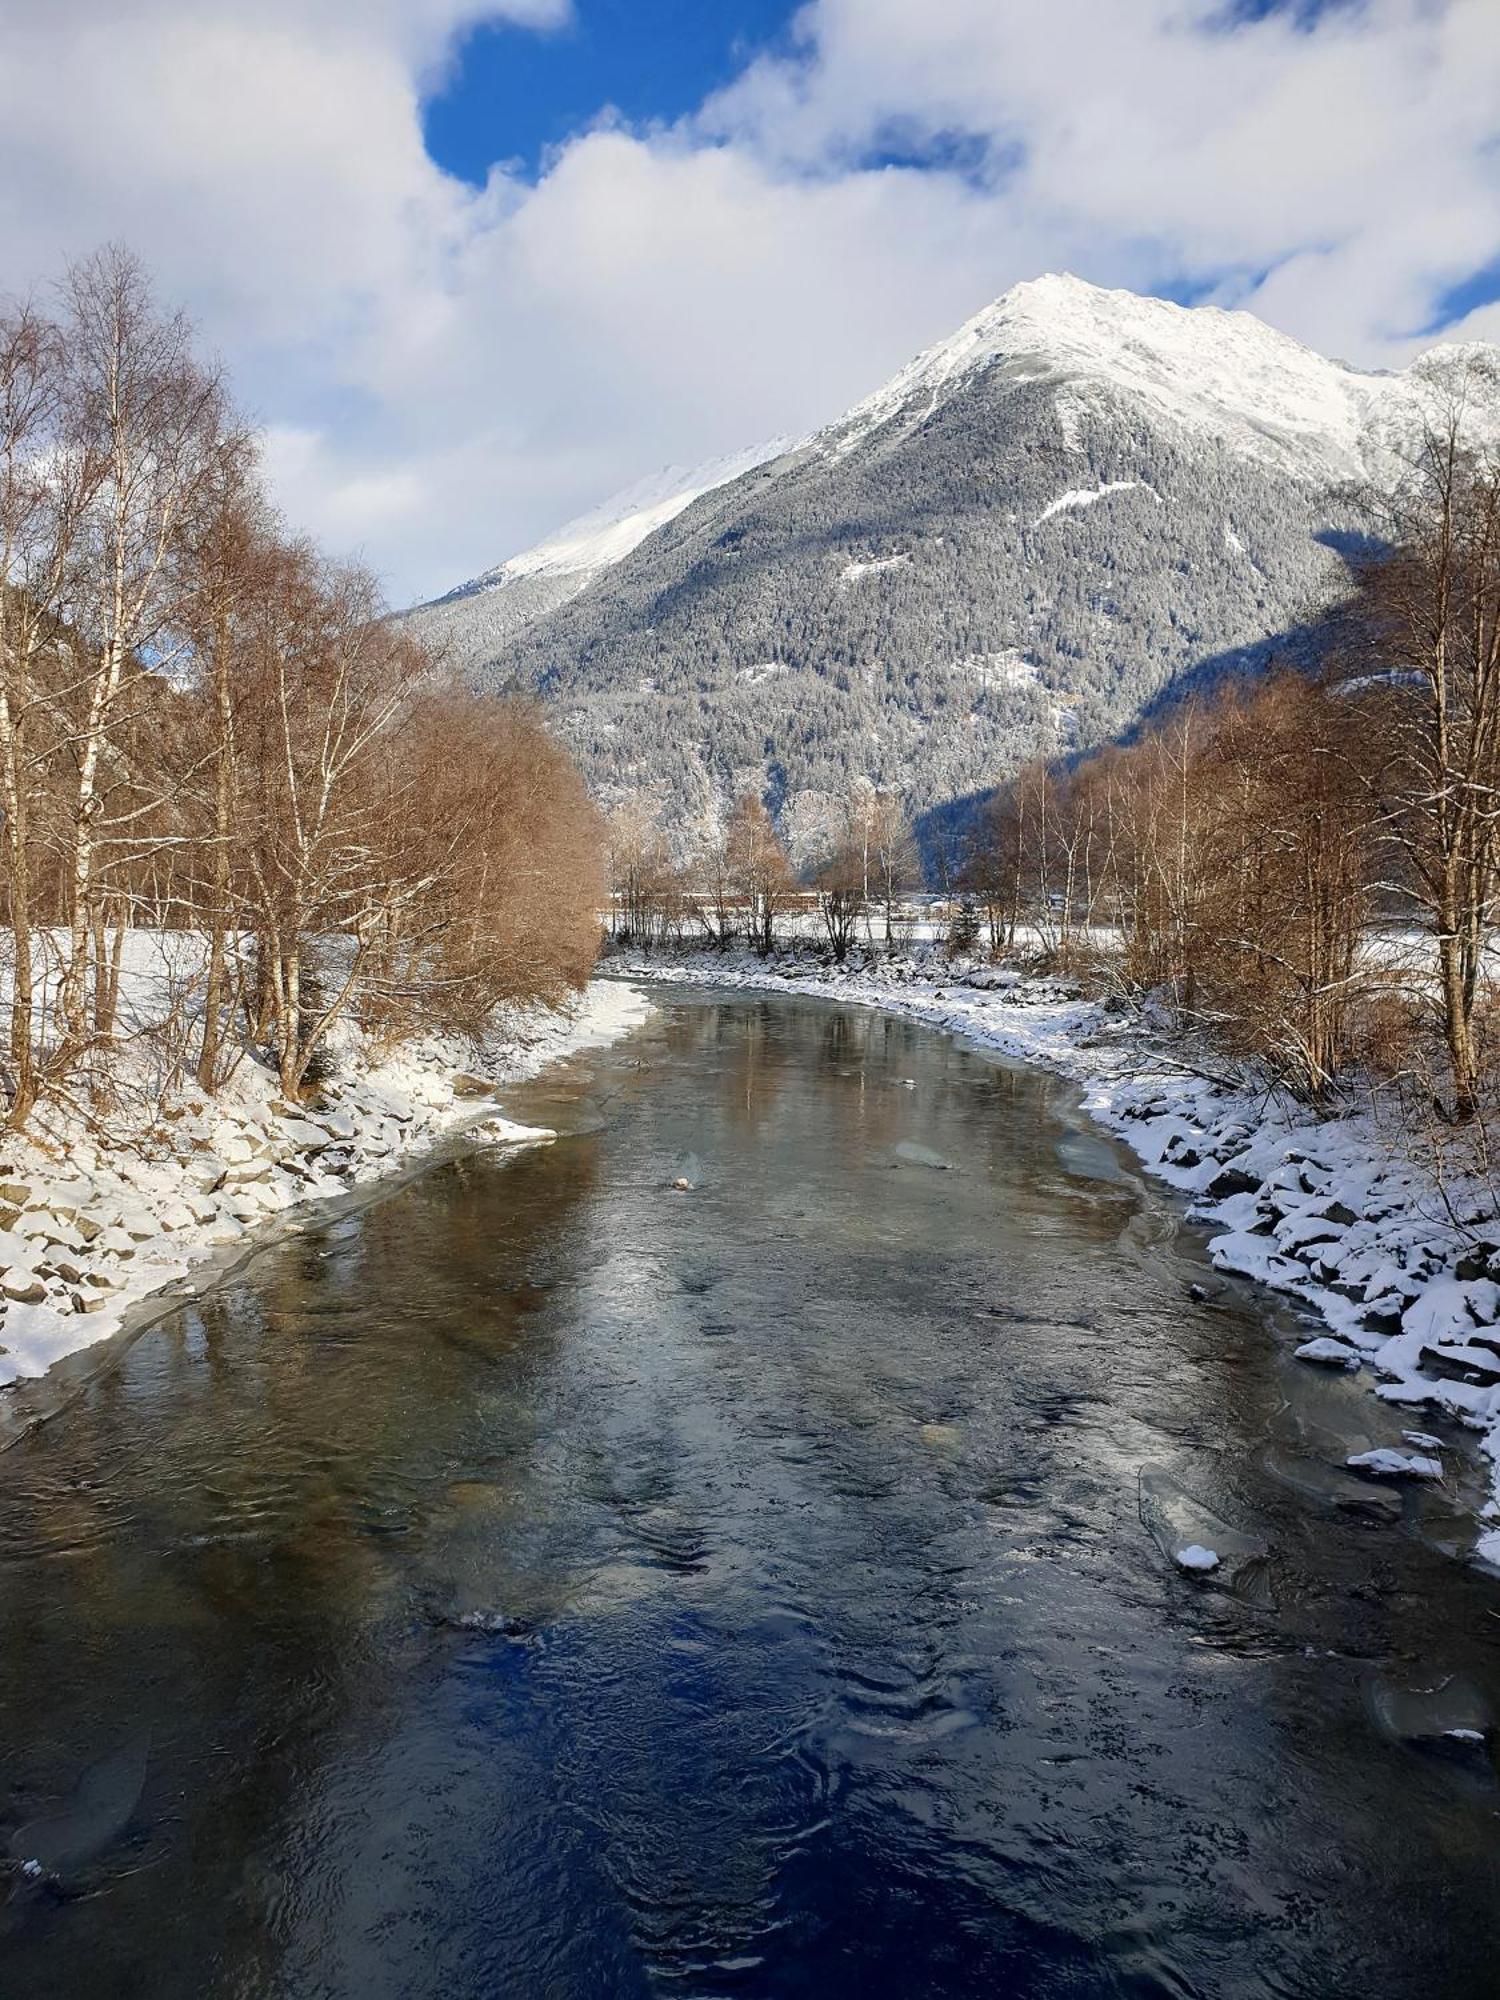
1, 0, 1496, 604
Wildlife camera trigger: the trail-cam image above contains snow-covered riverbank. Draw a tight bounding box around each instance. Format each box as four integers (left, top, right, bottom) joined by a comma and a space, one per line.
0, 976, 652, 1392
620, 943, 1500, 1568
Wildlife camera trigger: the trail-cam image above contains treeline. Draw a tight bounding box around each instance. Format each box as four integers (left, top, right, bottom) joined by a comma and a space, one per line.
609, 780, 920, 960
963, 410, 1500, 1117
0, 249, 603, 1125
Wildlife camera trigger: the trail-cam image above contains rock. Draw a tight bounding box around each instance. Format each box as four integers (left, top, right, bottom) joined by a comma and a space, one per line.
1317, 1201, 1360, 1228
1456, 1242, 1500, 1283
452, 1074, 497, 1100
49, 1259, 86, 1287
96, 1226, 136, 1258
1295, 1337, 1362, 1369
72, 1215, 103, 1244
71, 1292, 108, 1315
1347, 1447, 1444, 1482
1363, 1296, 1405, 1336
673, 1177, 693, 1191
18, 1211, 84, 1253
1422, 1342, 1500, 1383
155, 1199, 195, 1232
276, 1117, 332, 1152
0, 1182, 33, 1207
2, 1273, 46, 1304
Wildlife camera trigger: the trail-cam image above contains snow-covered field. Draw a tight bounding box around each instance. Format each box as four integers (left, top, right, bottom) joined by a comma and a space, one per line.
619, 942, 1500, 1570
0, 939, 651, 1393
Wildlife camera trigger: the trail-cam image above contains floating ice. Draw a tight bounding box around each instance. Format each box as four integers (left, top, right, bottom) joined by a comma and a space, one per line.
1139, 1467, 1266, 1592
1368, 1671, 1491, 1746
1175, 1544, 1219, 1572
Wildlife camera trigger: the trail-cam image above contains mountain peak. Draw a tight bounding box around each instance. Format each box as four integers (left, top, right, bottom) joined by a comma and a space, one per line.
823, 271, 1398, 477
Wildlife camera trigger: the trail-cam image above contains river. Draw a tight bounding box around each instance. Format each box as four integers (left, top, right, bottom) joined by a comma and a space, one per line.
1, 987, 1499, 1997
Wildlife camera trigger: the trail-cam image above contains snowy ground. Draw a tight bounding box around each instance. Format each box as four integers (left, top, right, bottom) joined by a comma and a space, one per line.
618, 941, 1500, 1570
0, 947, 651, 1393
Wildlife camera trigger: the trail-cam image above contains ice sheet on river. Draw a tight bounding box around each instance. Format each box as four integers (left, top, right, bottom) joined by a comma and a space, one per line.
1138, 1467, 1270, 1598
7, 1731, 150, 1883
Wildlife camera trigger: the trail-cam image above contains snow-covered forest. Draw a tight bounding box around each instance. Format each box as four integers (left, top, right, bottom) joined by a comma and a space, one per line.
420, 277, 1500, 852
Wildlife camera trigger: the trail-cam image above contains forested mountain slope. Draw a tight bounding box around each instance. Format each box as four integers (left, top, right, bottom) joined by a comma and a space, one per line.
407, 275, 1500, 851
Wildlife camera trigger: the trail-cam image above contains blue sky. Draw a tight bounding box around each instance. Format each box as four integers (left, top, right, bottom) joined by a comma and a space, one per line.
425, 0, 804, 183
3, 0, 1496, 605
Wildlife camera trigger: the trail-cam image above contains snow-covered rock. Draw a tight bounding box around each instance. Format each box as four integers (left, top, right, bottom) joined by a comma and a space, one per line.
0, 977, 652, 1390
1295, 1337, 1363, 1369
1347, 1448, 1444, 1481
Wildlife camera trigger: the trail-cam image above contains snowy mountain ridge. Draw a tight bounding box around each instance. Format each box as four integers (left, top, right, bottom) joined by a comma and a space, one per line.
405, 274, 1500, 846
818, 272, 1481, 481
434, 437, 790, 603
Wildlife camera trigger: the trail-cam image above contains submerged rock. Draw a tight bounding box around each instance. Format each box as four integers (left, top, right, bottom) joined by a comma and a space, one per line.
7, 1731, 150, 1882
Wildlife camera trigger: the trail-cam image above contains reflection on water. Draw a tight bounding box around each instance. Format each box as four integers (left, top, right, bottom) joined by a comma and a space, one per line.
1, 990, 1499, 1997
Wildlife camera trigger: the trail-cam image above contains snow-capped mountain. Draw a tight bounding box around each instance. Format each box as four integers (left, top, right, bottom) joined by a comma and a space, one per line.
404, 439, 788, 669
817, 274, 1477, 478
412, 275, 1500, 849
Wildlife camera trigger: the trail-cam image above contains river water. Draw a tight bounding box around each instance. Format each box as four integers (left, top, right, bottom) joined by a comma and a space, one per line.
2, 987, 1500, 1997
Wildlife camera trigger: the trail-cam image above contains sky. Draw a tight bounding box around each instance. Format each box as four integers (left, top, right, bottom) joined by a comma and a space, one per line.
2, 0, 1499, 606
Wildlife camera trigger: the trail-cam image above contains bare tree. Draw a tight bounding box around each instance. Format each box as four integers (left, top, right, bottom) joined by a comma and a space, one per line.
1350, 402, 1500, 1118
725, 792, 795, 955
814, 841, 865, 960
53, 247, 225, 1056
0, 301, 73, 1120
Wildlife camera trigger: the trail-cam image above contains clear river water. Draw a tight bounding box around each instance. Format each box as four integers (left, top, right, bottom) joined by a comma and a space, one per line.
2, 986, 1500, 1997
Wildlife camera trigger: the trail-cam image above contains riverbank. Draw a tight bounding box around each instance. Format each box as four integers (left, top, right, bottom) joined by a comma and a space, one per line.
619, 941, 1500, 1566
0, 977, 652, 1391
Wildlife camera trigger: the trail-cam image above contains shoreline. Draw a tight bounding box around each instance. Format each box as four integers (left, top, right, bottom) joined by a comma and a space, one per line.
618, 942, 1500, 1569
0, 978, 654, 1407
